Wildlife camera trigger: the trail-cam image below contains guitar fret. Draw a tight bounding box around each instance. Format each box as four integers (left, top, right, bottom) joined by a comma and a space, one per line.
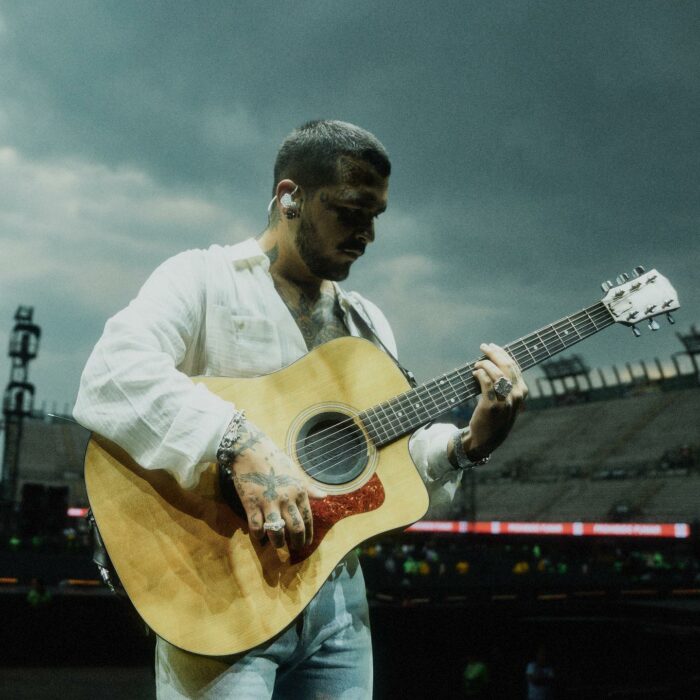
571, 311, 591, 335
570, 315, 584, 338
361, 409, 388, 444
555, 318, 577, 347
444, 374, 463, 406
535, 331, 552, 357
456, 367, 478, 402
551, 323, 566, 349
385, 397, 411, 437
435, 374, 459, 409
419, 392, 433, 417
396, 394, 417, 419
427, 378, 451, 415
504, 346, 521, 369
423, 382, 440, 414
380, 403, 398, 442
519, 340, 538, 368
583, 307, 600, 331
396, 393, 419, 426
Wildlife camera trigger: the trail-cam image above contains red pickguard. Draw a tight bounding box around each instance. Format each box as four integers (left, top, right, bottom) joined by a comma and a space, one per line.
290, 474, 385, 563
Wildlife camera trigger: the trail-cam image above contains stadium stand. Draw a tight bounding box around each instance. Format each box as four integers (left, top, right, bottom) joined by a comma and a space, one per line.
643, 475, 700, 522
471, 385, 700, 522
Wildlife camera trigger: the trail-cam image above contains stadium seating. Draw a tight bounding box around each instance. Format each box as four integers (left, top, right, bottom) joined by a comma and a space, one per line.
473, 387, 699, 522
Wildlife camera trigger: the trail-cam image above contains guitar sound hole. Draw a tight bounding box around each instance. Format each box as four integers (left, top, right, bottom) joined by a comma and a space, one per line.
296, 411, 368, 486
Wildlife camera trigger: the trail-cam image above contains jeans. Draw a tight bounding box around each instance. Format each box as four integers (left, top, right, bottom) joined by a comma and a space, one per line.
155, 553, 372, 699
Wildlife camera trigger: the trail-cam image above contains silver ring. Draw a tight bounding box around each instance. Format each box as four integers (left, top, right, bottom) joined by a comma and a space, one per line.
493, 376, 513, 400
263, 518, 285, 533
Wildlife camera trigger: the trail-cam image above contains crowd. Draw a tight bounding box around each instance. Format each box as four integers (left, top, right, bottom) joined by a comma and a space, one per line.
357, 534, 700, 595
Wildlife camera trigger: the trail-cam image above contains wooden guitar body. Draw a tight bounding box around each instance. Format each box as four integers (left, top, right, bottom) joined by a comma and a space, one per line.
85, 337, 430, 656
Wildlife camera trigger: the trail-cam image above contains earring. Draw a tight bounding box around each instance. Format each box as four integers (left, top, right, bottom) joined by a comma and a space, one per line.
280, 186, 300, 220
280, 193, 299, 219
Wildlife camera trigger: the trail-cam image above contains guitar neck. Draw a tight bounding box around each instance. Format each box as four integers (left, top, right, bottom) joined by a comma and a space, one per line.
359, 301, 614, 447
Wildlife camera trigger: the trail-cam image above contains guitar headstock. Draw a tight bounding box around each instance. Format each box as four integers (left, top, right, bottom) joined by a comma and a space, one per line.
601, 266, 680, 336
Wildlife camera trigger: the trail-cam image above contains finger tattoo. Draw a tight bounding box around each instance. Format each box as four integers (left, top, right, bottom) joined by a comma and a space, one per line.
288, 504, 301, 528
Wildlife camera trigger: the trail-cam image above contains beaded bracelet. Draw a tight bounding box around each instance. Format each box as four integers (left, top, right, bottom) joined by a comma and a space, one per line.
216, 410, 246, 467
451, 428, 490, 470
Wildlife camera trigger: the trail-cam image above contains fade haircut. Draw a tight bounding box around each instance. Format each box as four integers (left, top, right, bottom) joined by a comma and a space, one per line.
272, 120, 391, 197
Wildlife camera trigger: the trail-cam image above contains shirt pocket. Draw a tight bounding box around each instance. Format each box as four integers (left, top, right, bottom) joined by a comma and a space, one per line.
206, 306, 282, 378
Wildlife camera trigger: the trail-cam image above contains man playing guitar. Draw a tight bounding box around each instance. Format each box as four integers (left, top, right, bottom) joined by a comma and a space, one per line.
75, 120, 527, 698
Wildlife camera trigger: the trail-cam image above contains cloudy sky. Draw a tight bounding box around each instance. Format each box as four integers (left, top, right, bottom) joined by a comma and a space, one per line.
0, 1, 698, 413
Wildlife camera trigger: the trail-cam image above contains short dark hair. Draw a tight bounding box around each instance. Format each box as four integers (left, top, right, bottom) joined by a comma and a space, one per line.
272, 120, 391, 196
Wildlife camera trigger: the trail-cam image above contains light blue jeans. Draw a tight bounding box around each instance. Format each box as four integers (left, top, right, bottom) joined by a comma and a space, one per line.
155, 553, 372, 699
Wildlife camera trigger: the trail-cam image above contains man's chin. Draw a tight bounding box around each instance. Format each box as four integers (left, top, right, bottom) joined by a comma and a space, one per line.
307, 258, 352, 282
325, 263, 352, 282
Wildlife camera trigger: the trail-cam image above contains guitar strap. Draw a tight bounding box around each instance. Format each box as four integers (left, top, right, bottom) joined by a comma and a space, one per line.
342, 294, 418, 389
87, 507, 126, 596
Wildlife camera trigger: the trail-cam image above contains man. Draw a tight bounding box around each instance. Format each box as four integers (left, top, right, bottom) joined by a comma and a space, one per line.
74, 120, 527, 698
525, 646, 555, 700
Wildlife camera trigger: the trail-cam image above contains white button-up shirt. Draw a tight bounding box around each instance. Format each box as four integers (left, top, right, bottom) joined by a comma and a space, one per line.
74, 238, 462, 517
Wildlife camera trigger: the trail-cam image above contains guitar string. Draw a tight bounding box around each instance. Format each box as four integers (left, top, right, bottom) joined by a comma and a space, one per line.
294, 302, 613, 465
298, 304, 614, 481
297, 304, 613, 477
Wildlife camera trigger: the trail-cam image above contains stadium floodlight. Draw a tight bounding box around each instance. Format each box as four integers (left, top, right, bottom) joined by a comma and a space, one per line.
541, 354, 592, 396
2, 307, 41, 506
542, 355, 590, 380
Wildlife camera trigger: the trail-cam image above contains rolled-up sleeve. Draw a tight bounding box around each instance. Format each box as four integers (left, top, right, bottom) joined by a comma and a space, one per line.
409, 423, 464, 519
73, 250, 235, 488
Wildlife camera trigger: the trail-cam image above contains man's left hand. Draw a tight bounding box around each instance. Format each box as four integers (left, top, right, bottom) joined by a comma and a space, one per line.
464, 343, 528, 460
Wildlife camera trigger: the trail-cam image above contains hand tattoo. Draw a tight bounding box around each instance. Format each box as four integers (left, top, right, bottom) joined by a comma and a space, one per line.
237, 466, 302, 502
233, 423, 265, 457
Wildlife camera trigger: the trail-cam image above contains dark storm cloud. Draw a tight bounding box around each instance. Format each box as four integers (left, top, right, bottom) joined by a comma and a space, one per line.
0, 0, 697, 403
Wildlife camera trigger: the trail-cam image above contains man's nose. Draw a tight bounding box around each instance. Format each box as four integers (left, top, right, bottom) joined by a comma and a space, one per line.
357, 225, 374, 244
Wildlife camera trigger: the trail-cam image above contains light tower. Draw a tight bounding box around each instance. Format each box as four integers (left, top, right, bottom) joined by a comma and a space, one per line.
537, 354, 592, 399
1, 307, 41, 508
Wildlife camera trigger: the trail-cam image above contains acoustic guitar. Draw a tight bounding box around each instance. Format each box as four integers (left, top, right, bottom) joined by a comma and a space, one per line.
84, 267, 679, 655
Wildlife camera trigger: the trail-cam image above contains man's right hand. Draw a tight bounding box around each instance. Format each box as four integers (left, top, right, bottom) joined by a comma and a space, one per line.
230, 420, 325, 550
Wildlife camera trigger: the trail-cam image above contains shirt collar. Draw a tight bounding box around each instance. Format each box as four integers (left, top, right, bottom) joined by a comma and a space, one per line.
228, 238, 270, 271
333, 282, 354, 312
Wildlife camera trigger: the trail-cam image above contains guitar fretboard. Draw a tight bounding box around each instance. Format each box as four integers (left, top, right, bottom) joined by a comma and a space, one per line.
358, 301, 614, 447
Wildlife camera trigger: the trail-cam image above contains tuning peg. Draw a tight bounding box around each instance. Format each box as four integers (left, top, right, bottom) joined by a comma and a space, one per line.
632, 325, 641, 337
615, 274, 628, 285
633, 265, 645, 276
601, 281, 612, 293
666, 312, 675, 325
648, 319, 660, 331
